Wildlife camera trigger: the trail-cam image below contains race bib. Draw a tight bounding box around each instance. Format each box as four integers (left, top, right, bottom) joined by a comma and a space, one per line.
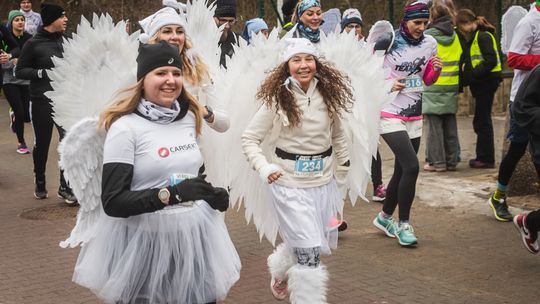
169, 173, 195, 186
400, 75, 423, 93
167, 173, 197, 208
294, 156, 324, 177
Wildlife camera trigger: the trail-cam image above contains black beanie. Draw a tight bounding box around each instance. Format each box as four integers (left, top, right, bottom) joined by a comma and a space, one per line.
40, 3, 65, 27
137, 41, 182, 80
214, 0, 237, 18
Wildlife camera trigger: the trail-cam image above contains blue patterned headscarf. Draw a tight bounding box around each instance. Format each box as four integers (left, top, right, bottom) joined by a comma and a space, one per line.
297, 0, 321, 18
296, 0, 322, 43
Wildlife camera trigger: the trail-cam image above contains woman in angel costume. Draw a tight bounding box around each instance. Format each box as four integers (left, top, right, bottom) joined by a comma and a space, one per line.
138, 3, 229, 133
372, 0, 442, 247
241, 38, 352, 303
71, 42, 240, 304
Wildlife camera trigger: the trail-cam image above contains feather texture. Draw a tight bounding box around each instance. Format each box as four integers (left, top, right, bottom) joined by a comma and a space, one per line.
46, 14, 139, 131
58, 118, 106, 248
320, 31, 393, 205
185, 0, 223, 76
501, 6, 528, 54
216, 29, 283, 245
46, 15, 139, 248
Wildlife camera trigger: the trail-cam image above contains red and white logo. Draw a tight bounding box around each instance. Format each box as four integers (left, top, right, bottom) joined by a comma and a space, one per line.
158, 147, 170, 158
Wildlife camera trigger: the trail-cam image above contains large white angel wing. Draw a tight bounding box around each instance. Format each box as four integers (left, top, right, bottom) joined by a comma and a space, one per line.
58, 118, 106, 248
184, 0, 223, 74
211, 29, 283, 245
320, 30, 393, 205
45, 14, 139, 247
46, 14, 139, 131
501, 5, 528, 54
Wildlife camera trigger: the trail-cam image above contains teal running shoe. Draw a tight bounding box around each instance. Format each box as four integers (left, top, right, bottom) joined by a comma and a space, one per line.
395, 223, 418, 246
372, 214, 397, 238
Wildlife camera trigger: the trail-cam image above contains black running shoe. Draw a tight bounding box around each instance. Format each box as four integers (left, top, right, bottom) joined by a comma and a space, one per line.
34, 179, 48, 199
488, 194, 513, 222
58, 186, 78, 204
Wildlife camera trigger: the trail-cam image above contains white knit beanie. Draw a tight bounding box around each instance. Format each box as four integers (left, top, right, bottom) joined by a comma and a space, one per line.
139, 6, 186, 43
282, 38, 320, 62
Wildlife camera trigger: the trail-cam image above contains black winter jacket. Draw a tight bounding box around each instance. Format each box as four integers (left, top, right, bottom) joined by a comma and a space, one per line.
459, 28, 502, 86
15, 29, 64, 100
513, 64, 540, 138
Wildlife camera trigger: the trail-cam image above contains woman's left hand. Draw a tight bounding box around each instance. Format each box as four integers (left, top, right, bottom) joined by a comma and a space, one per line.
432, 54, 443, 72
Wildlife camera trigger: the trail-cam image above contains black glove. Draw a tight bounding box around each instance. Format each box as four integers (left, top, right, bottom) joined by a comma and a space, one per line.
203, 187, 230, 212
169, 176, 215, 205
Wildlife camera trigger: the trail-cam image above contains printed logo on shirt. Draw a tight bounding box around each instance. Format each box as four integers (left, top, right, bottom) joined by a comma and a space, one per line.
394, 56, 427, 75
158, 147, 170, 158
157, 142, 198, 158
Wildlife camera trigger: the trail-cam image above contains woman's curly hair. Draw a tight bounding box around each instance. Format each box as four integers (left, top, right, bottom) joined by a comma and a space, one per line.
256, 58, 354, 128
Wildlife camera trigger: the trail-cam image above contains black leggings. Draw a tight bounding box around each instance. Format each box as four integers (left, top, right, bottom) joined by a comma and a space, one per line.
497, 141, 528, 187
31, 98, 67, 187
3, 83, 30, 144
371, 150, 383, 190
381, 131, 421, 221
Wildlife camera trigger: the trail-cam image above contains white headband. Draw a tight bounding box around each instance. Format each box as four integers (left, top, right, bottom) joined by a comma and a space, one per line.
282, 38, 319, 62
139, 7, 186, 43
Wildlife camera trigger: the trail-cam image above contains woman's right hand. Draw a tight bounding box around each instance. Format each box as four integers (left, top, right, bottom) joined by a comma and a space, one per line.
391, 77, 406, 92
267, 172, 283, 184
170, 176, 215, 204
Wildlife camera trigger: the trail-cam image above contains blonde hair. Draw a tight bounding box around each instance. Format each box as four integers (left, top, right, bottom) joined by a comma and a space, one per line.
149, 31, 211, 87
99, 79, 203, 134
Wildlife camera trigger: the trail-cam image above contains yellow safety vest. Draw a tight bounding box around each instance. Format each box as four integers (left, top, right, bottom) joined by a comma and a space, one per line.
435, 34, 462, 86
470, 30, 502, 72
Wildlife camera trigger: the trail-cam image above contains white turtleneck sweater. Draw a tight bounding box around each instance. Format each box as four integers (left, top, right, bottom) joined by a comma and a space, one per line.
242, 78, 349, 188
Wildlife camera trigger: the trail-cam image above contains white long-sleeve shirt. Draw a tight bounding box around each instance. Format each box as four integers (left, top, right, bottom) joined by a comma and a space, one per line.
184, 81, 230, 133
242, 78, 349, 188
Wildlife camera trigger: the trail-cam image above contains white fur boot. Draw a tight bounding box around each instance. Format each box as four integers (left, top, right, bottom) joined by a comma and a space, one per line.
267, 243, 296, 300
267, 243, 296, 280
287, 264, 329, 304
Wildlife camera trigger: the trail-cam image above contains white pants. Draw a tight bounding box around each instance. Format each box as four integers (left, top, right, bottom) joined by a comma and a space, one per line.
268, 179, 340, 255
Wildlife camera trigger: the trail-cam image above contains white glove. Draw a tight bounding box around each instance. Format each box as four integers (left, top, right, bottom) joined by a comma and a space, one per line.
258, 163, 282, 183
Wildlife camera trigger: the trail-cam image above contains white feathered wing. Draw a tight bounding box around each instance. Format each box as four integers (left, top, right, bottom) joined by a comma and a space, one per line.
501, 5, 528, 54
182, 0, 231, 187
320, 30, 393, 205
45, 14, 140, 248
215, 29, 283, 245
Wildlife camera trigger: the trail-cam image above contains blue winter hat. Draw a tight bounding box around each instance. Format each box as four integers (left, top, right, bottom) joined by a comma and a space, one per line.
241, 18, 268, 43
